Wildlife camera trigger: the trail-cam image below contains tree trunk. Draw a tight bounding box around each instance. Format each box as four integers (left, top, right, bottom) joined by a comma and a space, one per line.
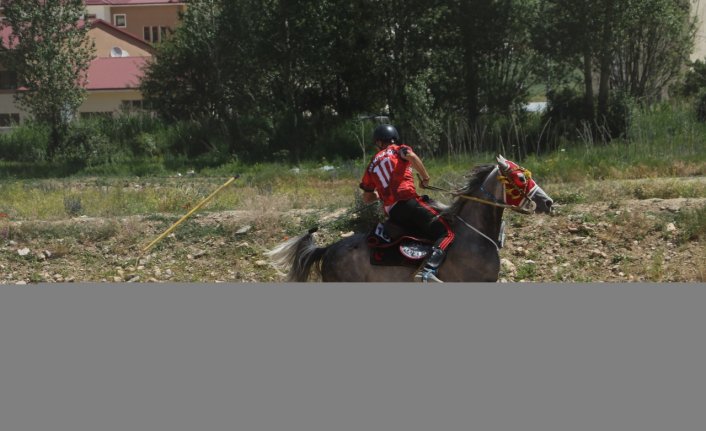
582, 48, 594, 122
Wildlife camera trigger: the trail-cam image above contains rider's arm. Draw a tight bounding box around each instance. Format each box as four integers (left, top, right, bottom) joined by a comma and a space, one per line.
360, 172, 379, 203
400, 148, 431, 187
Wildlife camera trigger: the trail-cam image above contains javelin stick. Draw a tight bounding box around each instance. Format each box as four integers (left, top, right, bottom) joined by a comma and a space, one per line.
140, 175, 240, 255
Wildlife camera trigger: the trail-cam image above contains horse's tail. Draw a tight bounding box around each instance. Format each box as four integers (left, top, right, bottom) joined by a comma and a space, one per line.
266, 227, 327, 281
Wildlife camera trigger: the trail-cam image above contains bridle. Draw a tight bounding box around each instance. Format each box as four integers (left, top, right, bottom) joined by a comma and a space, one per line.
422, 165, 537, 214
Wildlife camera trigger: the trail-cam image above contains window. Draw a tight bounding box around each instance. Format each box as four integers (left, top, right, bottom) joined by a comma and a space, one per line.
114, 14, 126, 28
0, 113, 20, 127
121, 100, 144, 111
143, 26, 167, 43
0, 70, 17, 90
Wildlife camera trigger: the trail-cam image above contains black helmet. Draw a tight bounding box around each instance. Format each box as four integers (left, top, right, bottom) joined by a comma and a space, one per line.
372, 124, 399, 143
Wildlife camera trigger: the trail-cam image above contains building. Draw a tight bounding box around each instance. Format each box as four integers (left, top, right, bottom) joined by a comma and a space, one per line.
81, 19, 155, 118
84, 0, 185, 44
0, 19, 156, 125
693, 0, 706, 60
0, 1, 185, 127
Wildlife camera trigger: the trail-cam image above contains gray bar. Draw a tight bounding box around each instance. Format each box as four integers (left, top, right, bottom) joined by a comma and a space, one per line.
1, 283, 704, 431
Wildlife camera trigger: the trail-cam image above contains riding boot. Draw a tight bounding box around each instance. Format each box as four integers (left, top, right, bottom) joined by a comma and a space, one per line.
414, 247, 445, 283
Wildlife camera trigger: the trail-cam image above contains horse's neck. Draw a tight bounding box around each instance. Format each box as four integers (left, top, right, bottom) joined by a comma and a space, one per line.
454, 169, 505, 246
455, 200, 504, 246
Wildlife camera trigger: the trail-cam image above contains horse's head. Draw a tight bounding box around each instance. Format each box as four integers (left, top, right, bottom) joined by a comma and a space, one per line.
494, 155, 553, 214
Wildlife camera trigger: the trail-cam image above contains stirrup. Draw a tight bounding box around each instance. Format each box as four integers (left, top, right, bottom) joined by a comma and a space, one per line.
414, 268, 443, 283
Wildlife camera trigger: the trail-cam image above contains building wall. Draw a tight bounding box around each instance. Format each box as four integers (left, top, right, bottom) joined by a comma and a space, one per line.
0, 93, 28, 124
79, 90, 143, 115
88, 25, 153, 58
0, 90, 144, 123
85, 6, 112, 22
109, 5, 186, 43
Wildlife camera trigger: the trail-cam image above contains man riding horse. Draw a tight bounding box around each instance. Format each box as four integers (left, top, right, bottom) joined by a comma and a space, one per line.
359, 124, 455, 283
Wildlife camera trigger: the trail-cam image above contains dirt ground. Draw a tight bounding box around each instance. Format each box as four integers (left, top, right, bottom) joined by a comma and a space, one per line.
1, 180, 704, 284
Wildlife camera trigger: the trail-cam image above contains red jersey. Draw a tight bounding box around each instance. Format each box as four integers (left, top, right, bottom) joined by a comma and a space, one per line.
359, 144, 418, 213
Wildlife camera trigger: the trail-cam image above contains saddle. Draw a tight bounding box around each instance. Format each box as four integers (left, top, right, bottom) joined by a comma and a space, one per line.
367, 221, 434, 267
366, 196, 450, 267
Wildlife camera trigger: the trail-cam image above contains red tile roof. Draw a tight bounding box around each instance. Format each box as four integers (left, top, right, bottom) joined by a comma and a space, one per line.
1, 26, 17, 49
86, 57, 148, 91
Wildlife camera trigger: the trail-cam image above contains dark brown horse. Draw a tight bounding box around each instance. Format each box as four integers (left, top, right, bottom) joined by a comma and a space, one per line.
267, 155, 553, 282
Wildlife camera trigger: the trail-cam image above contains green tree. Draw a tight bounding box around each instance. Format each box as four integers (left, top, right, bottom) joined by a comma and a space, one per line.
612, 0, 695, 102
0, 0, 95, 155
141, 0, 275, 157
536, 0, 694, 121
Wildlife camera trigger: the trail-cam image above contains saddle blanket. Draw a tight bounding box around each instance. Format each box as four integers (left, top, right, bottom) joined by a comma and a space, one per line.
367, 229, 433, 267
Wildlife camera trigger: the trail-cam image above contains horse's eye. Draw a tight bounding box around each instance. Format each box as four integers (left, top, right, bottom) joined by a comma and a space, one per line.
517, 173, 526, 183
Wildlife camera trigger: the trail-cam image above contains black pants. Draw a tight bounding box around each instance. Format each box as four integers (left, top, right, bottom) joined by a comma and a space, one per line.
388, 197, 455, 251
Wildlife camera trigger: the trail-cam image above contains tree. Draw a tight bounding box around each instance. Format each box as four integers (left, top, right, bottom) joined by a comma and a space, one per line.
536, 0, 694, 122
0, 0, 95, 155
141, 0, 276, 157
611, 0, 695, 102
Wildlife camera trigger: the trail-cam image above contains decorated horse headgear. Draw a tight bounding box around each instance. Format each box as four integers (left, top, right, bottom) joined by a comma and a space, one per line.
495, 155, 538, 213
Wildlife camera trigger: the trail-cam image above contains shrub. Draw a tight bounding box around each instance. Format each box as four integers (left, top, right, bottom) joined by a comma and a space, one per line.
0, 121, 50, 162
56, 122, 126, 167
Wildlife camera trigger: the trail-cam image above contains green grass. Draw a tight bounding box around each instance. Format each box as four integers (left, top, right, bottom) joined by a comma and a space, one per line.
1, 104, 706, 224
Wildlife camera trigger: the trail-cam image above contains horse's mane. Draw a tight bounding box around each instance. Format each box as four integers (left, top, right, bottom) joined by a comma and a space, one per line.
441, 163, 496, 219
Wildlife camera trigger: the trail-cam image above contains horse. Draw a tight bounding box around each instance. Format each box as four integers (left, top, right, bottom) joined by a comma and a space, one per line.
267, 155, 553, 282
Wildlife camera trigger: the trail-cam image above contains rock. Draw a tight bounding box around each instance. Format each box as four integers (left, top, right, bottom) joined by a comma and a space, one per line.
236, 225, 252, 235
513, 246, 528, 257
340, 231, 354, 238
255, 260, 268, 267
15, 281, 27, 285
17, 248, 30, 256
113, 276, 123, 282
666, 223, 676, 232
501, 258, 517, 276
126, 275, 140, 283
589, 249, 608, 259
193, 250, 207, 258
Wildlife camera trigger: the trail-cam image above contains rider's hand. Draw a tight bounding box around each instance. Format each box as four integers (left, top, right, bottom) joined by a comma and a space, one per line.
421, 177, 430, 189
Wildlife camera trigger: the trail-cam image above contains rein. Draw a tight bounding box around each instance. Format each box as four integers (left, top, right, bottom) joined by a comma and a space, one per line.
421, 174, 534, 214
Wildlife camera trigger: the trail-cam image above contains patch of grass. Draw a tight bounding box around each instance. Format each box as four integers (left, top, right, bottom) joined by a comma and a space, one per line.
648, 249, 665, 281
674, 205, 706, 243
64, 195, 83, 217
516, 262, 537, 280
553, 190, 586, 204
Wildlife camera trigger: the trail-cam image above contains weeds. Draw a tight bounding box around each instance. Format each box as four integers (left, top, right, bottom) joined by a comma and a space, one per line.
674, 205, 706, 243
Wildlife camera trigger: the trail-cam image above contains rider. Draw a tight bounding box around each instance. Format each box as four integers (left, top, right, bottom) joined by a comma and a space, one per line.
359, 124, 455, 282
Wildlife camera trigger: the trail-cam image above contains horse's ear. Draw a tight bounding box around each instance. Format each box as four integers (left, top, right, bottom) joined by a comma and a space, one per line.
496, 154, 509, 171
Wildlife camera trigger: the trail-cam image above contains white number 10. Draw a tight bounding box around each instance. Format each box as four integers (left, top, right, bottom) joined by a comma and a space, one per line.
372, 158, 394, 188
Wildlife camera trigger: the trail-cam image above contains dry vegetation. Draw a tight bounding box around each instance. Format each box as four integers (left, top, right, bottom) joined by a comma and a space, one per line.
1, 173, 704, 284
